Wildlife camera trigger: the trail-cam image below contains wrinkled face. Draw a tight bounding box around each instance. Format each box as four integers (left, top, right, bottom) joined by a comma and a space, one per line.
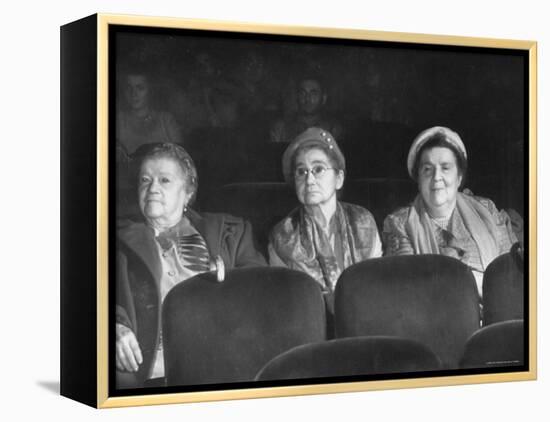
124, 74, 149, 110
294, 148, 344, 207
138, 156, 190, 225
418, 147, 463, 215
297, 79, 325, 115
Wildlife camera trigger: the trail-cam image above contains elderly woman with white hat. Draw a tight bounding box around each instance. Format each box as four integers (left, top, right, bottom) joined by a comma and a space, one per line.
268, 127, 382, 326
383, 126, 518, 297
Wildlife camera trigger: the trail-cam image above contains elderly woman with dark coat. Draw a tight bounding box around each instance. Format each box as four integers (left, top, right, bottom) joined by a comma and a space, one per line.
268, 128, 382, 327
116, 143, 266, 388
383, 126, 518, 298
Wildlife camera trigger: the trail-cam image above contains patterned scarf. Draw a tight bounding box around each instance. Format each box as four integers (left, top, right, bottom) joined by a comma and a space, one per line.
155, 218, 211, 273
271, 202, 380, 291
405, 193, 501, 270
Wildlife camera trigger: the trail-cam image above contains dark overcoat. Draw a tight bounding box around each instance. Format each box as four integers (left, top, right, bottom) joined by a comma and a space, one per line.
116, 209, 266, 386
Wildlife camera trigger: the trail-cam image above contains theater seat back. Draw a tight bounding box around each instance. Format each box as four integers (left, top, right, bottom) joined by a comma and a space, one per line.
335, 255, 481, 369
255, 336, 441, 381
342, 178, 416, 228
482, 246, 524, 326
460, 320, 524, 369
201, 182, 297, 254
162, 267, 326, 386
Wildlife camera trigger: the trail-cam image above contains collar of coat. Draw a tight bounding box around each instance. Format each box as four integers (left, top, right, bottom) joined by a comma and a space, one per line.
117, 209, 239, 282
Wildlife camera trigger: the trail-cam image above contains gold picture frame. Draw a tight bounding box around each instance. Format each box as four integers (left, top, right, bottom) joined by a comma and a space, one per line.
60, 13, 537, 408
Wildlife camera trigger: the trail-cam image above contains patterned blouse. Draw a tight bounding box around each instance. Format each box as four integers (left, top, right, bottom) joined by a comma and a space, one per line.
383, 193, 518, 296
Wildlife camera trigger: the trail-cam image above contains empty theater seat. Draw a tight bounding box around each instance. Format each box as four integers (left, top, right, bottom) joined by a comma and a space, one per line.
342, 178, 416, 227
334, 255, 481, 369
255, 336, 441, 381
460, 319, 524, 369
200, 182, 297, 253
482, 244, 524, 326
162, 267, 326, 386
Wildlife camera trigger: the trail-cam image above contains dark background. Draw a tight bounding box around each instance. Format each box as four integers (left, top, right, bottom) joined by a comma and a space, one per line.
115, 30, 526, 223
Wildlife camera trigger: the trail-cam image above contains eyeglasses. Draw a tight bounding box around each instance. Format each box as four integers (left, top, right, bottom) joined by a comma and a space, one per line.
294, 165, 336, 179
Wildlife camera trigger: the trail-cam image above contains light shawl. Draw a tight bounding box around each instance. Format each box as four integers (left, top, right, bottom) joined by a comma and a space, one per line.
406, 192, 501, 270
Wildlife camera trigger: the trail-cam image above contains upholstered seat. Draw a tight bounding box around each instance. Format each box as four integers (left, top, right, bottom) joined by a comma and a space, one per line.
255, 335, 441, 381
460, 319, 524, 369
482, 244, 524, 326
334, 255, 481, 369
342, 178, 416, 227
201, 182, 297, 253
162, 267, 326, 386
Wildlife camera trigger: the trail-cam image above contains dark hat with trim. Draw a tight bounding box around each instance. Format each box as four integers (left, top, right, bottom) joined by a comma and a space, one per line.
281, 127, 345, 184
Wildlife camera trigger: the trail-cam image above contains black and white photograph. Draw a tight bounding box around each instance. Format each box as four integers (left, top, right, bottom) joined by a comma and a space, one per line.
110, 20, 531, 397
5, 0, 549, 420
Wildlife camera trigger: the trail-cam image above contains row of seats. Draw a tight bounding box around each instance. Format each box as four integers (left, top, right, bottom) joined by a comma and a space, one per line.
118, 179, 522, 256
117, 179, 416, 231
200, 179, 417, 253
161, 253, 525, 386
256, 320, 524, 381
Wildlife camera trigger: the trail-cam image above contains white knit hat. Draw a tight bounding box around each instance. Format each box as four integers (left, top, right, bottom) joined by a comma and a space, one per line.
407, 126, 467, 179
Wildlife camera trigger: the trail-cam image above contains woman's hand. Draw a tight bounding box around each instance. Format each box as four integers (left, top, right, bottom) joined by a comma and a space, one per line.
116, 323, 143, 372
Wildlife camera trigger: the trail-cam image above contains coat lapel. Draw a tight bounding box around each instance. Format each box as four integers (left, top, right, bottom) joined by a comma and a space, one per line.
186, 209, 222, 258
118, 222, 163, 283
117, 211, 226, 282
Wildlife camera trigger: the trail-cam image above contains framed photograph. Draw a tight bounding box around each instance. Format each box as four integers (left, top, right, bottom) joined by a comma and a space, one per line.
60, 13, 537, 408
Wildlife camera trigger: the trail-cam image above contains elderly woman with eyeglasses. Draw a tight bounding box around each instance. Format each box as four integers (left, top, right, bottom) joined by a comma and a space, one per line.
116, 143, 266, 389
383, 126, 518, 298
268, 128, 382, 324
